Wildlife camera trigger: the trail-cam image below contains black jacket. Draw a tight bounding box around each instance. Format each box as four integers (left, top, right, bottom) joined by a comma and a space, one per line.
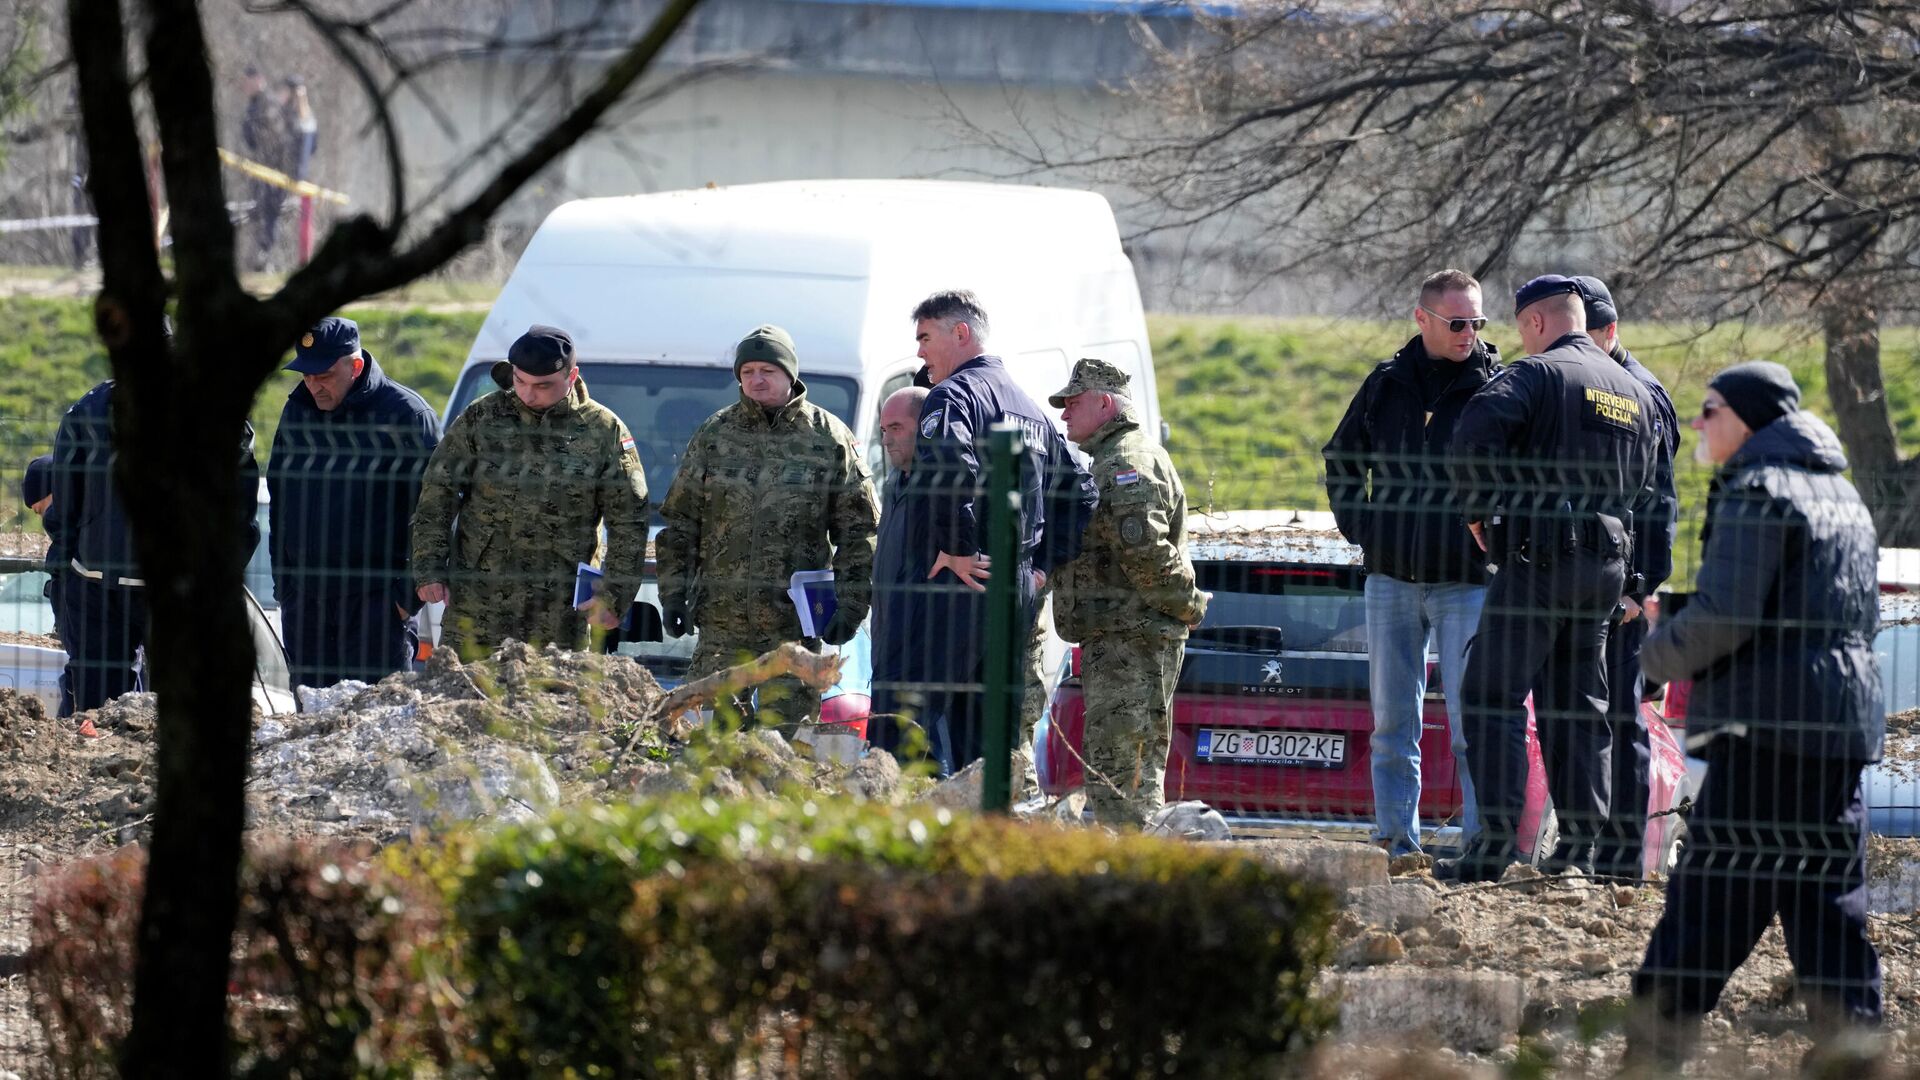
1641, 411, 1884, 763
47, 380, 262, 585
1611, 344, 1680, 595
267, 352, 441, 609
1450, 333, 1660, 560
871, 471, 938, 695
1323, 337, 1500, 584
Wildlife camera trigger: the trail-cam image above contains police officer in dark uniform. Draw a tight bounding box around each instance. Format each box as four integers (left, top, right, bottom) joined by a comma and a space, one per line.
1441, 275, 1660, 882
909, 289, 1095, 772
46, 380, 262, 715
1570, 277, 1681, 881
268, 316, 441, 689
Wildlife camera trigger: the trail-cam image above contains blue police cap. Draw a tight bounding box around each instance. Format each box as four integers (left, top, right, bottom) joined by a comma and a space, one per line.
1513, 274, 1582, 316
1571, 275, 1619, 327
508, 325, 576, 376
21, 453, 51, 509
287, 316, 361, 374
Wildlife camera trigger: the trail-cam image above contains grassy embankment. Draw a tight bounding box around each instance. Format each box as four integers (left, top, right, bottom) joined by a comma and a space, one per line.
5, 296, 1920, 574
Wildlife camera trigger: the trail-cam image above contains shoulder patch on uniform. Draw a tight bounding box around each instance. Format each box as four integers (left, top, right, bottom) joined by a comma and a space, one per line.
1119, 512, 1148, 546
920, 409, 942, 439
620, 434, 636, 452
1113, 469, 1140, 486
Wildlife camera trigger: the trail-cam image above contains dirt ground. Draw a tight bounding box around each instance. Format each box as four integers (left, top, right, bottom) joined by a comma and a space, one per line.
2, 646, 1917, 1076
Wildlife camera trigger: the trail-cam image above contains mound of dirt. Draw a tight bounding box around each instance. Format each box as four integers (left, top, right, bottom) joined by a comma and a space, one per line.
1, 640, 913, 857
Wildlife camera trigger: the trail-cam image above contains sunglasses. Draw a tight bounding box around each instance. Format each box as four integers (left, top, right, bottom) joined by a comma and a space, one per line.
1700, 401, 1726, 419
1420, 305, 1488, 334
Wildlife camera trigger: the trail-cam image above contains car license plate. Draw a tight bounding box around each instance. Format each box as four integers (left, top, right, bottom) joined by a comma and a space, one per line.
1195, 727, 1345, 767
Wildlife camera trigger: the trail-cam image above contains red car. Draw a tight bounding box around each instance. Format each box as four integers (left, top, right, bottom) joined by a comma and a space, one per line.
1036, 527, 1687, 872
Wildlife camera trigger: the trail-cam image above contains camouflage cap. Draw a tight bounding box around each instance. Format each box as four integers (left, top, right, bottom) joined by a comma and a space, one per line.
1047, 357, 1131, 408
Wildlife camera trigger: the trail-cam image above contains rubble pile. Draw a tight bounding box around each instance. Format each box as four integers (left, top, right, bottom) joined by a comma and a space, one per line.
0, 641, 912, 856
1242, 839, 1920, 1071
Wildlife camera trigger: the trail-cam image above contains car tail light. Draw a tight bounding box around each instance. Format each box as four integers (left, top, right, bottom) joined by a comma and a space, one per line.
1662, 679, 1691, 726
819, 694, 870, 740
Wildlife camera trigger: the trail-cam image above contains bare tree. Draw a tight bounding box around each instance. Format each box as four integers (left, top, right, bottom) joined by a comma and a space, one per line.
64, 0, 701, 1072
1000, 0, 1920, 542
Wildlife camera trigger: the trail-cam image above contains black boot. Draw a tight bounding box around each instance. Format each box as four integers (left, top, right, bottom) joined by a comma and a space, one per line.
1618, 1001, 1697, 1076
1542, 840, 1597, 876
1434, 835, 1516, 883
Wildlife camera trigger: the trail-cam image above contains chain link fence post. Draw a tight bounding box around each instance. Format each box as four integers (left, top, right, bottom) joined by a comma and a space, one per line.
980, 421, 1026, 814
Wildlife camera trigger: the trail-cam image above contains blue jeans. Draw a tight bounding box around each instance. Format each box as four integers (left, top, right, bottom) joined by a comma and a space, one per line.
1364, 573, 1485, 854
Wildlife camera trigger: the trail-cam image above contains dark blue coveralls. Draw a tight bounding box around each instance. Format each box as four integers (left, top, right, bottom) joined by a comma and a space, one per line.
45, 380, 262, 715
912, 354, 1094, 772
267, 351, 440, 688
1447, 332, 1659, 880
1590, 342, 1679, 878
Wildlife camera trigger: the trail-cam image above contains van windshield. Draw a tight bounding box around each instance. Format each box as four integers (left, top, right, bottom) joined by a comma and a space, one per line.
446, 362, 862, 517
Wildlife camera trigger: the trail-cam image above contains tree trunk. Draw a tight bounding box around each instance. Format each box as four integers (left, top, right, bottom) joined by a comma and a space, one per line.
1818, 293, 1920, 546
116, 387, 260, 1074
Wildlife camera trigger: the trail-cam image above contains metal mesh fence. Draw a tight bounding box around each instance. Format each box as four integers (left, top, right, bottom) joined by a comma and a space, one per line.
0, 393, 1915, 1076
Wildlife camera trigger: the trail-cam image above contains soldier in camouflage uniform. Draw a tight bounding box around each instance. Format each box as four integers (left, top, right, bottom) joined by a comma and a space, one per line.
656, 325, 879, 730
1050, 358, 1208, 827
410, 325, 649, 656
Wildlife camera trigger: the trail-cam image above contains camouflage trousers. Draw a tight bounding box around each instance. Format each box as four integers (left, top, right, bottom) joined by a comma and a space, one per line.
1079, 630, 1184, 828
1018, 600, 1050, 796
440, 579, 587, 659
687, 632, 821, 732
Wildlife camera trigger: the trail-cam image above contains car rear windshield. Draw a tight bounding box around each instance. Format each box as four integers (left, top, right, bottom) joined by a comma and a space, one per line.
446, 362, 861, 520
1191, 561, 1368, 654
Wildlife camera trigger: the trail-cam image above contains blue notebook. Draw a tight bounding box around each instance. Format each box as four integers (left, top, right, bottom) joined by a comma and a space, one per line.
572, 562, 604, 608
787, 570, 835, 638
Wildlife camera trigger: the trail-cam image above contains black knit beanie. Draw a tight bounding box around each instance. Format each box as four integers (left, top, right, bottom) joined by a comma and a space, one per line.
1709, 361, 1800, 432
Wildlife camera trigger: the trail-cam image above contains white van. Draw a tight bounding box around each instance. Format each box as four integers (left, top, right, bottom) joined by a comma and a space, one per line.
442, 179, 1161, 689
447, 179, 1161, 473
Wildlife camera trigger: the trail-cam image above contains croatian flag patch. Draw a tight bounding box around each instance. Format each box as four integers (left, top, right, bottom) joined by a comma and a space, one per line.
1114, 469, 1140, 486
620, 435, 636, 452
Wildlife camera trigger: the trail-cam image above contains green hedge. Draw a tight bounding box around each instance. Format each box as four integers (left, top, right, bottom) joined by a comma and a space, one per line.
454, 797, 1338, 1077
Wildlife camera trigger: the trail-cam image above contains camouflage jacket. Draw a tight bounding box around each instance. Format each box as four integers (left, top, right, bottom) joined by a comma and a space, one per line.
656, 383, 878, 639
1053, 408, 1207, 642
409, 368, 650, 609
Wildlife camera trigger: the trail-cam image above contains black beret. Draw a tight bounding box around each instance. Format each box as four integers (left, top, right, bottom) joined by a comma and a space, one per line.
1710, 361, 1801, 432
508, 325, 576, 376
1571, 275, 1619, 327
1513, 274, 1582, 315
287, 316, 360, 374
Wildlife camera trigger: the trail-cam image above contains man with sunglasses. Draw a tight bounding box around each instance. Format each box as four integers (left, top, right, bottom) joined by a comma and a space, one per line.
1442, 275, 1661, 883
1324, 268, 1502, 858
1570, 276, 1680, 881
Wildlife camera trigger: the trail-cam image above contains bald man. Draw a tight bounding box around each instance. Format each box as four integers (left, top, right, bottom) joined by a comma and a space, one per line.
870, 386, 935, 755
1440, 275, 1661, 883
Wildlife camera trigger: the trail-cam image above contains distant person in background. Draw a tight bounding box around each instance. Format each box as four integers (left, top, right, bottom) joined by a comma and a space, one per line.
1627, 363, 1884, 1071
655, 325, 878, 730
244, 67, 293, 270
47, 380, 261, 715
1323, 268, 1501, 858
283, 76, 318, 184
268, 316, 440, 689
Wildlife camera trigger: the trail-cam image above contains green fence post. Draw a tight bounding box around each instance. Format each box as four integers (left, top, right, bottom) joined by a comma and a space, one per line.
980, 421, 1025, 814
